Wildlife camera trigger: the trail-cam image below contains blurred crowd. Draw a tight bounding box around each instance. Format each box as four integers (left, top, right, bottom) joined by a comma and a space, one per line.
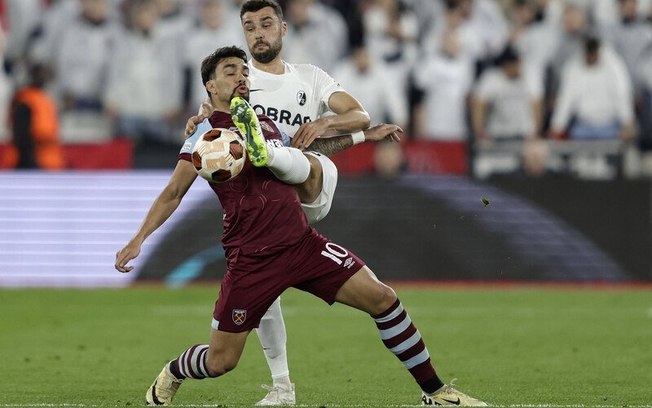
1, 0, 652, 179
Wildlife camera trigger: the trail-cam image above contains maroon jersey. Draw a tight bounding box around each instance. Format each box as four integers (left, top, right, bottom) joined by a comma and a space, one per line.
179, 111, 310, 254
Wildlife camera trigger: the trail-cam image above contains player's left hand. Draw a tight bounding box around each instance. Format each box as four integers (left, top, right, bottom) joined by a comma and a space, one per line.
364, 123, 403, 143
184, 103, 214, 137
114, 240, 142, 273
291, 119, 331, 149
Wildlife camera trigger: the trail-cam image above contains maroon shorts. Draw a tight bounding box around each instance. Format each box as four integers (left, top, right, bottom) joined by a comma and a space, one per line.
213, 228, 365, 332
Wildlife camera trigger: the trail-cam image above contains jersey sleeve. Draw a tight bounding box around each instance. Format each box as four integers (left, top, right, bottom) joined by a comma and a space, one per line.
313, 65, 346, 110
178, 118, 213, 160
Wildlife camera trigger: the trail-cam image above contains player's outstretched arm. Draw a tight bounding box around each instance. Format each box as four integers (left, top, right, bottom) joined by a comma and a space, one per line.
291, 91, 370, 149
308, 123, 403, 157
114, 161, 198, 273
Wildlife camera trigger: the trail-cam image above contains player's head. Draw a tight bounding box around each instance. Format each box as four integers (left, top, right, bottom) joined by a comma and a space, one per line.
201, 46, 250, 109
240, 0, 286, 64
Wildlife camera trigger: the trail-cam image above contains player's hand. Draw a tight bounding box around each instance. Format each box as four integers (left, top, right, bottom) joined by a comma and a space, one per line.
114, 240, 142, 273
363, 123, 403, 143
291, 119, 331, 149
184, 103, 214, 137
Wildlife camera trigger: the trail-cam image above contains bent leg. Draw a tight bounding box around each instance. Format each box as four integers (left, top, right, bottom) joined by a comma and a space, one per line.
334, 266, 444, 394
205, 328, 250, 377
333, 265, 397, 315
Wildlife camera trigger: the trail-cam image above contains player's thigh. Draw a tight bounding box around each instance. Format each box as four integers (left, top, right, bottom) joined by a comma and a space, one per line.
206, 328, 250, 375
334, 265, 397, 315
301, 152, 337, 223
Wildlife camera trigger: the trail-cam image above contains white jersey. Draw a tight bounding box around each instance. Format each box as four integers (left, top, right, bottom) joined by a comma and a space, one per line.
247, 60, 345, 138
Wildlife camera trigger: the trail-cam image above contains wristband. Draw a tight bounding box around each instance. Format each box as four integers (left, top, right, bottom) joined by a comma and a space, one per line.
351, 130, 365, 145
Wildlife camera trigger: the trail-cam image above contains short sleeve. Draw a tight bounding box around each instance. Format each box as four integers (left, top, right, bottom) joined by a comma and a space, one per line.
179, 118, 213, 156
313, 65, 345, 110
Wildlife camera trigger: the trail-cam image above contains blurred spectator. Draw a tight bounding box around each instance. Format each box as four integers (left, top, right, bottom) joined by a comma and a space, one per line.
550, 36, 635, 141
462, 0, 510, 63
3, 63, 64, 170
547, 3, 590, 96
361, 0, 419, 91
151, 0, 193, 66
508, 0, 558, 90
373, 138, 406, 179
183, 0, 245, 111
103, 0, 183, 146
153, 0, 193, 38
413, 4, 475, 141
2, 0, 45, 84
470, 45, 543, 144
27, 1, 79, 66
421, 0, 484, 63
38, 0, 119, 111
521, 137, 551, 177
600, 0, 652, 96
0, 23, 11, 144
402, 0, 443, 43
471, 45, 545, 178
331, 44, 408, 129
635, 35, 652, 157
282, 0, 348, 73
320, 0, 365, 50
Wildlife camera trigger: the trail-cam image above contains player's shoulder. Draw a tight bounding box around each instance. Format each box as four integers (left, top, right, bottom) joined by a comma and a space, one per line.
285, 61, 331, 77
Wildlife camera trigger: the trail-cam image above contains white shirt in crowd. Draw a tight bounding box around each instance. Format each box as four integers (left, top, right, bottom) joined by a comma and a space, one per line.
474, 66, 543, 138
551, 46, 634, 130
331, 54, 408, 127
104, 27, 182, 118
413, 52, 475, 141
52, 15, 120, 103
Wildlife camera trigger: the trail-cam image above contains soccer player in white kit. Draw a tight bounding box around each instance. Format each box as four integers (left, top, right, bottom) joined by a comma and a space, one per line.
184, 0, 388, 405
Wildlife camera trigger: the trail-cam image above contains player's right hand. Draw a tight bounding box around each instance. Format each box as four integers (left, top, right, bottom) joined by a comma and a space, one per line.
114, 241, 141, 273
363, 123, 403, 143
184, 103, 214, 137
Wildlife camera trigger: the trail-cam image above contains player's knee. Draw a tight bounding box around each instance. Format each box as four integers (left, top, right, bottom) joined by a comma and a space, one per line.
378, 283, 398, 310
369, 281, 398, 315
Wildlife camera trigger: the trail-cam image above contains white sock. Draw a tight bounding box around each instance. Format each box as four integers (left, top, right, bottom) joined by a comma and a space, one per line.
255, 297, 291, 384
266, 146, 310, 184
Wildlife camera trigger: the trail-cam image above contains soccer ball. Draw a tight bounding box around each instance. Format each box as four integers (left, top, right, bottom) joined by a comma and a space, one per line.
192, 128, 246, 183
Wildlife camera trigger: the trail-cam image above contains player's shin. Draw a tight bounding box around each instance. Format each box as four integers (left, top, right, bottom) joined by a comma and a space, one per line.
373, 299, 445, 394
256, 298, 291, 384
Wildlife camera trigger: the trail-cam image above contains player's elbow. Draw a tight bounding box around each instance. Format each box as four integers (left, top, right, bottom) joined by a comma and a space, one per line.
358, 110, 371, 129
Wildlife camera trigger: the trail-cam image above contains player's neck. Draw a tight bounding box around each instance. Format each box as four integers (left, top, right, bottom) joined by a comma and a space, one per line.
251, 57, 285, 75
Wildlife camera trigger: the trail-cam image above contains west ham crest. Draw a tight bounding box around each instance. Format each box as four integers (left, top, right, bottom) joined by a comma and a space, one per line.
297, 90, 306, 106
232, 309, 247, 325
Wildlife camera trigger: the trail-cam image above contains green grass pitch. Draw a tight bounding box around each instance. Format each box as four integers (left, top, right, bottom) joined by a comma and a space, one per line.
0, 285, 650, 407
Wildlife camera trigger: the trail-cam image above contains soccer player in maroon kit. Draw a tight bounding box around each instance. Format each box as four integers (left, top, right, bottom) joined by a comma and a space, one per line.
114, 46, 487, 407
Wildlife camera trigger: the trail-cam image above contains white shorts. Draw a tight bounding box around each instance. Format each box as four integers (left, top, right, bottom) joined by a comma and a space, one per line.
301, 152, 337, 224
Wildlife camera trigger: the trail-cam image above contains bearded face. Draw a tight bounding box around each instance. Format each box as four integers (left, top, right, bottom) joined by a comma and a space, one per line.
250, 35, 283, 64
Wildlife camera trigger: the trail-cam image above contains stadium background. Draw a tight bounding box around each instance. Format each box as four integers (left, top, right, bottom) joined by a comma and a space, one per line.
0, 0, 652, 287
